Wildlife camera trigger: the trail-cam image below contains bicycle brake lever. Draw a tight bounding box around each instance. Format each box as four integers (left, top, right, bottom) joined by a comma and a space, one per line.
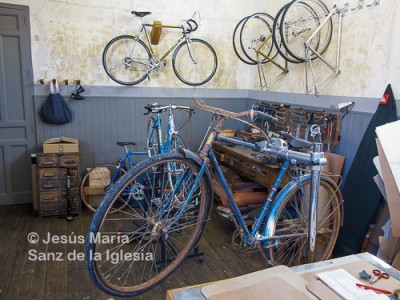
143, 106, 152, 115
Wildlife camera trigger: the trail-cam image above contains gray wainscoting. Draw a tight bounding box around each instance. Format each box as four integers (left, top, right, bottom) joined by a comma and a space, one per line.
34, 85, 397, 183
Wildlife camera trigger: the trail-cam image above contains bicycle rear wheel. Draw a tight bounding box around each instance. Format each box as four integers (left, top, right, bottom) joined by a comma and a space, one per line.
240, 13, 277, 64
102, 35, 151, 85
280, 0, 333, 63
86, 153, 212, 297
172, 38, 218, 86
264, 176, 342, 266
80, 163, 127, 212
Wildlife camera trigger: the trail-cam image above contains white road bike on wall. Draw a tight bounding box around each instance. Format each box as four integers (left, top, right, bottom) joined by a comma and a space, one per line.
102, 11, 218, 86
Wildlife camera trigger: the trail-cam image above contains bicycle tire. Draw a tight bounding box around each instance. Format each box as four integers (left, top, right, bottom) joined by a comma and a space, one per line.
232, 16, 257, 65
80, 163, 127, 213
272, 3, 304, 64
86, 153, 212, 297
264, 176, 342, 266
240, 12, 277, 64
172, 38, 218, 86
280, 0, 333, 63
146, 117, 161, 157
102, 35, 151, 85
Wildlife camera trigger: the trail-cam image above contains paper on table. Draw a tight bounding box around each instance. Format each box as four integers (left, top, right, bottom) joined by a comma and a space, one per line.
317, 269, 389, 300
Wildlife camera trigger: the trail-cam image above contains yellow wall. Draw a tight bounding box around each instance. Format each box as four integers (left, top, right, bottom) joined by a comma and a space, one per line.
4, 0, 400, 98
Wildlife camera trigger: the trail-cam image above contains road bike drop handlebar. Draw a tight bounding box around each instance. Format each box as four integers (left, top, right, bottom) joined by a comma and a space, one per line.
143, 103, 194, 115
131, 10, 198, 34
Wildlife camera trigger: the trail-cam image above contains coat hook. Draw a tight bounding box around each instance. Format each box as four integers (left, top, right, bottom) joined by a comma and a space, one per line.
351, 0, 364, 11
366, 0, 380, 7
64, 79, 69, 85
52, 78, 57, 85
39, 79, 44, 84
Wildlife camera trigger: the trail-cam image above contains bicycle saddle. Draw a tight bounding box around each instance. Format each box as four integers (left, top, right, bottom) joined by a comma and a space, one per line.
131, 11, 151, 17
279, 131, 312, 149
117, 142, 136, 147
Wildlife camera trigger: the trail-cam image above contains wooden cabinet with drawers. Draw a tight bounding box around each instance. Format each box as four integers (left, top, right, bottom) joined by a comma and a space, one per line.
36, 152, 81, 216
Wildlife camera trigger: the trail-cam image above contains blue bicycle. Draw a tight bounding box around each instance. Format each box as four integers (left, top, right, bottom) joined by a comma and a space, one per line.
80, 103, 193, 212
86, 98, 343, 296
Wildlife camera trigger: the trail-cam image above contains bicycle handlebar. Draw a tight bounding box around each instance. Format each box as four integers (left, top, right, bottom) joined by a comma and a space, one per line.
185, 19, 198, 33
144, 103, 194, 115
193, 97, 278, 123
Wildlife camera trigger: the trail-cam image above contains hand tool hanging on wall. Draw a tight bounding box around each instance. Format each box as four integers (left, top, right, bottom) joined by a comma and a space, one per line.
71, 80, 85, 100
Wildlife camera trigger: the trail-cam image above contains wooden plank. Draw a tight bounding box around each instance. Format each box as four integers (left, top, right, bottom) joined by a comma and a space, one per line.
0, 203, 270, 300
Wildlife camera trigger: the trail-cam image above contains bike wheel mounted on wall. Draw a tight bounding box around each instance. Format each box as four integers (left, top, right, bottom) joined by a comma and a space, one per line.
172, 38, 218, 86
102, 35, 152, 85
239, 13, 278, 64
86, 153, 212, 297
279, 0, 333, 63
232, 16, 257, 65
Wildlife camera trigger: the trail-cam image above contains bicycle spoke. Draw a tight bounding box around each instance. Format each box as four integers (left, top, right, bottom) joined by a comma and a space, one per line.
173, 39, 217, 86
86, 153, 211, 296
266, 178, 341, 266
103, 35, 151, 85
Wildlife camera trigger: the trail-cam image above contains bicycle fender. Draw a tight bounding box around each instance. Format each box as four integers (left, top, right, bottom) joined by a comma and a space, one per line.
263, 175, 343, 237
178, 148, 213, 196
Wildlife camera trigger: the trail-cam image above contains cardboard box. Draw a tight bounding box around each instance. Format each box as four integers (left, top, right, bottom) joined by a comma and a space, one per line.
87, 167, 110, 187
43, 136, 79, 153
84, 186, 106, 207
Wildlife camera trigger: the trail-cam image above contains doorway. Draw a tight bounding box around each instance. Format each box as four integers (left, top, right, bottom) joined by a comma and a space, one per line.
0, 3, 36, 205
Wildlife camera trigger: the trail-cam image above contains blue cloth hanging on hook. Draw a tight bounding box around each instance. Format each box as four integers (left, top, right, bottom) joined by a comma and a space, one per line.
39, 80, 72, 124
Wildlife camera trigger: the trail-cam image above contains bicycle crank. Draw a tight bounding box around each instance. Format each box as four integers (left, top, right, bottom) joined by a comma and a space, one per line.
147, 57, 165, 74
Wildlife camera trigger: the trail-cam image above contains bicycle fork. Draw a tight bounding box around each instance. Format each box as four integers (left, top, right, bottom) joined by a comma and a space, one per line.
184, 37, 198, 65
308, 141, 324, 254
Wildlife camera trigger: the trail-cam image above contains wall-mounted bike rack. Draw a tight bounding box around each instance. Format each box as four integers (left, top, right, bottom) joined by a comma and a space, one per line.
256, 36, 289, 91
304, 5, 348, 96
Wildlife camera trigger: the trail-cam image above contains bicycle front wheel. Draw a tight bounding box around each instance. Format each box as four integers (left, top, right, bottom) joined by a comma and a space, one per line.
80, 163, 127, 212
102, 35, 151, 85
172, 38, 218, 86
86, 153, 212, 297
264, 176, 342, 266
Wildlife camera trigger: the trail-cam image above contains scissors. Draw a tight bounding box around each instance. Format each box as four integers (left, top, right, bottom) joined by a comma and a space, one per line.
369, 269, 389, 284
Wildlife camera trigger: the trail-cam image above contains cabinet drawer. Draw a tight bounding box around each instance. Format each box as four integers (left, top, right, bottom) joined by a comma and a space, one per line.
60, 155, 80, 167
39, 180, 60, 191
37, 154, 58, 167
39, 200, 59, 213
39, 191, 59, 202
38, 168, 59, 180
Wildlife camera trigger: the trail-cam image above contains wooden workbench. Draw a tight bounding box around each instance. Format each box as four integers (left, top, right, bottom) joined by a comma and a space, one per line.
213, 141, 290, 189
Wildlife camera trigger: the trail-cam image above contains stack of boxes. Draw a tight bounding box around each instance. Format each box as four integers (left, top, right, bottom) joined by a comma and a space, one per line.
35, 136, 81, 216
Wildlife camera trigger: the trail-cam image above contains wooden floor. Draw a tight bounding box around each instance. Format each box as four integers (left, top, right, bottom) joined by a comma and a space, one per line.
0, 202, 267, 300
